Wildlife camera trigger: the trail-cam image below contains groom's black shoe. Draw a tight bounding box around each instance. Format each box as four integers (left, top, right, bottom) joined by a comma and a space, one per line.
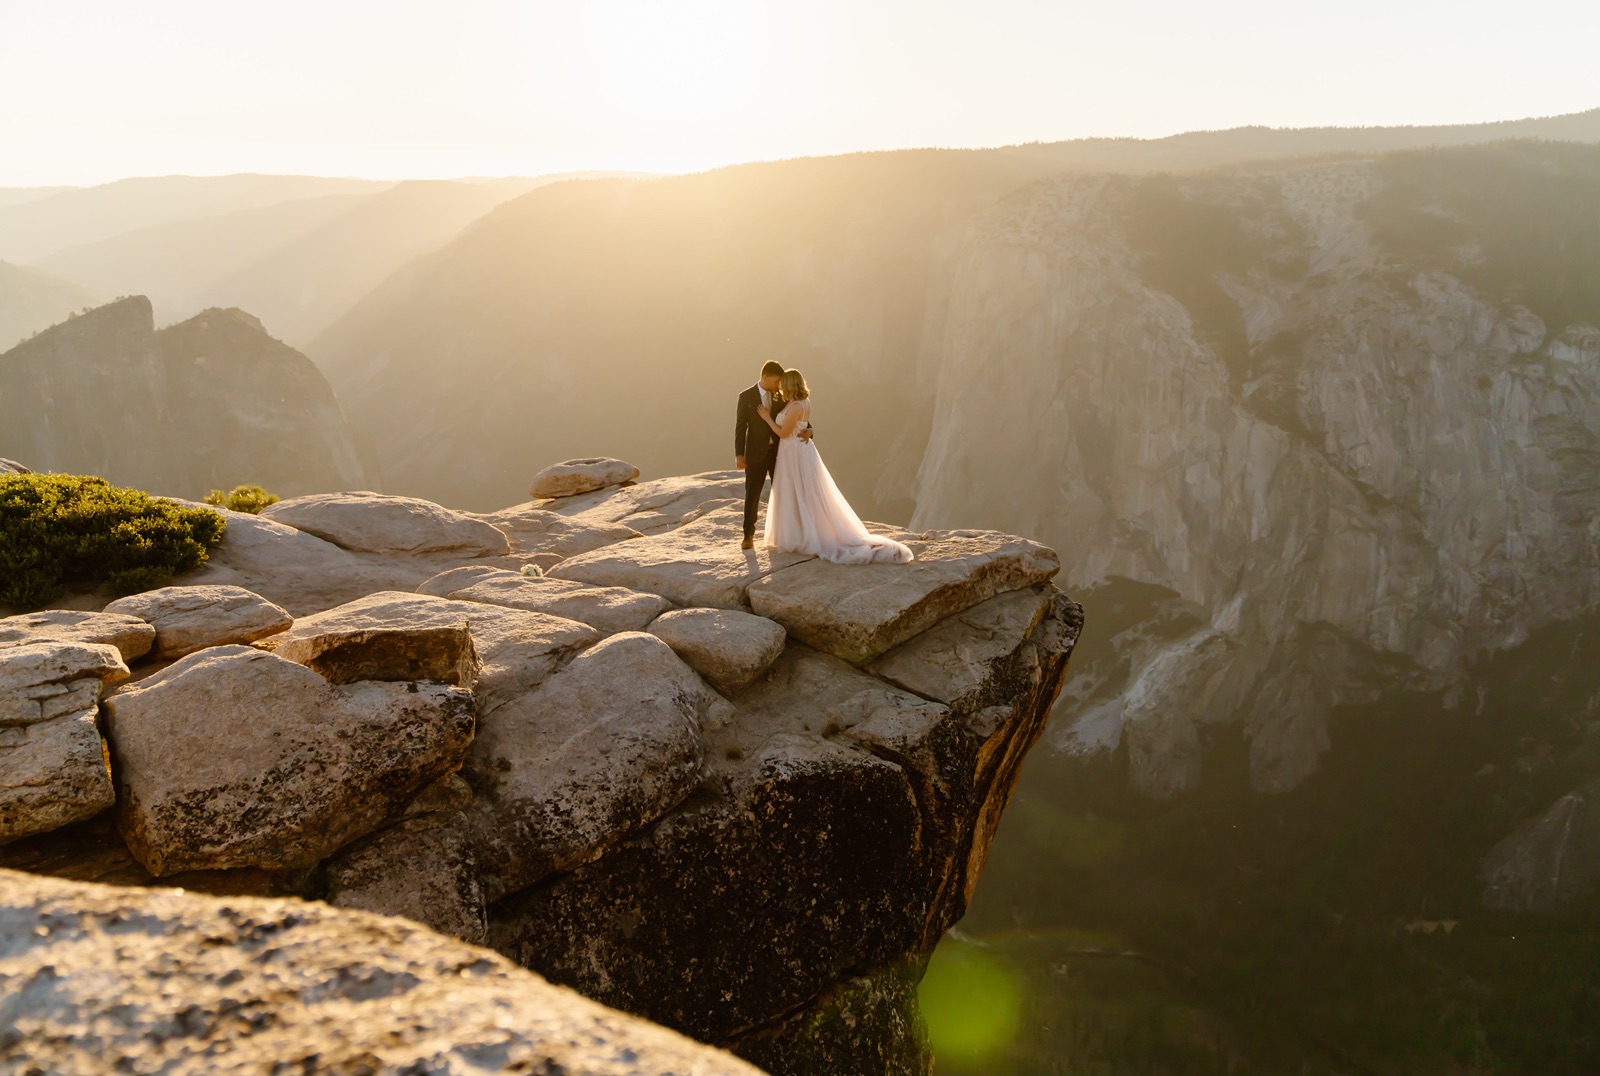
740, 535, 755, 551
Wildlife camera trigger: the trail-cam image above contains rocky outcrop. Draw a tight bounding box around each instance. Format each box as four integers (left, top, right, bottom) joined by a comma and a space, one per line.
648, 607, 788, 694
102, 584, 291, 659
0, 641, 126, 843
0, 297, 370, 500
103, 646, 475, 875
0, 609, 155, 663
2, 471, 1081, 1073
530, 456, 642, 498
747, 530, 1060, 663
419, 566, 672, 634
263, 491, 511, 557
0, 868, 761, 1076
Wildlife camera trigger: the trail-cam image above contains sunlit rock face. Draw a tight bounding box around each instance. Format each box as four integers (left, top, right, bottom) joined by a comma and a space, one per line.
904, 145, 1600, 795
1, 472, 1083, 1075
0, 296, 369, 499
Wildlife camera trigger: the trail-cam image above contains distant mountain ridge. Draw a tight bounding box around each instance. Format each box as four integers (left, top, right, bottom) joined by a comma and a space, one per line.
0, 297, 369, 499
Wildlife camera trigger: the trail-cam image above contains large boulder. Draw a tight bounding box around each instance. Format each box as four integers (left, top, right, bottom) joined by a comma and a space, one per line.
326, 808, 487, 945
0, 641, 125, 844
544, 471, 747, 534
102, 584, 293, 659
263, 491, 511, 556
648, 608, 788, 695
747, 529, 1061, 663
102, 646, 475, 875
266, 591, 599, 713
0, 609, 156, 663
0, 868, 763, 1076
550, 504, 815, 609
529, 457, 641, 498
473, 503, 643, 557
465, 632, 726, 901
867, 586, 1055, 711
420, 567, 671, 634
171, 503, 438, 616
0, 640, 126, 846
264, 594, 480, 687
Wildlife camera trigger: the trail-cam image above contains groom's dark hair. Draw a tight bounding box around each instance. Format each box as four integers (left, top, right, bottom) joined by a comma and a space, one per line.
761, 361, 784, 378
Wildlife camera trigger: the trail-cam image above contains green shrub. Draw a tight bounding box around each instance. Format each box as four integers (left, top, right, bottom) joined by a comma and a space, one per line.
203, 484, 280, 514
0, 474, 227, 610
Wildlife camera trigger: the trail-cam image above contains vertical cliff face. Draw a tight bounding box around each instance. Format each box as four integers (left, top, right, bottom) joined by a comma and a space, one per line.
0, 297, 369, 499
904, 144, 1600, 795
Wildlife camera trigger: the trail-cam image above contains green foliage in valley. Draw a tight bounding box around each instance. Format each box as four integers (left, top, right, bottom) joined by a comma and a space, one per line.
0, 473, 226, 609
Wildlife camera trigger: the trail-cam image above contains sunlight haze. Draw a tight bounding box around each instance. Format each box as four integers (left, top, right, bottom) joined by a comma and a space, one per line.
1, 0, 1596, 184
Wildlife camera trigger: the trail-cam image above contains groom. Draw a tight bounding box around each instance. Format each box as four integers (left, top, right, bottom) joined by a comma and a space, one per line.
734, 360, 809, 550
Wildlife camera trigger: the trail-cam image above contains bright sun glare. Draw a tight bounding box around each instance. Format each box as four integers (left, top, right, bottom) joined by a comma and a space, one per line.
553, 1, 790, 142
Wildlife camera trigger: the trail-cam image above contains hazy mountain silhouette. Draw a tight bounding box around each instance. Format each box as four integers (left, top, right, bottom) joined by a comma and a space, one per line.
1003, 106, 1600, 173
35, 178, 558, 346
33, 193, 374, 327
0, 260, 98, 351
0, 174, 392, 263
0, 187, 74, 211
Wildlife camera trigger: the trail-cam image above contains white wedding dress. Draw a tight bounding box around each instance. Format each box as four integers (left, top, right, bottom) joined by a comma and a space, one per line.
763, 398, 915, 565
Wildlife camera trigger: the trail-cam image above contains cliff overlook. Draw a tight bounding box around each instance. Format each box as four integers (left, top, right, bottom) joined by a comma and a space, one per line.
0, 464, 1083, 1073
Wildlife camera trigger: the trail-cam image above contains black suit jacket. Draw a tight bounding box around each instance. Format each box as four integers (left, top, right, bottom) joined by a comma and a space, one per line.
734, 385, 787, 469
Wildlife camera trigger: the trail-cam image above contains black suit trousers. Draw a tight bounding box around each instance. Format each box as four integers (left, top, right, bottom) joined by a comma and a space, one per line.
743, 447, 776, 539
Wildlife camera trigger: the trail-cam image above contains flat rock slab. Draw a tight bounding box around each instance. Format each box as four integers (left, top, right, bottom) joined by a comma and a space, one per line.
868, 586, 1055, 711
264, 593, 480, 688
0, 869, 763, 1076
472, 504, 643, 557
746, 529, 1061, 663
0, 641, 128, 725
648, 608, 788, 695
268, 591, 599, 714
529, 457, 641, 498
103, 645, 475, 875
0, 711, 116, 844
263, 491, 511, 556
103, 584, 293, 659
421, 567, 670, 634
0, 609, 155, 663
466, 632, 721, 901
550, 504, 815, 610
545, 471, 747, 534
171, 503, 441, 616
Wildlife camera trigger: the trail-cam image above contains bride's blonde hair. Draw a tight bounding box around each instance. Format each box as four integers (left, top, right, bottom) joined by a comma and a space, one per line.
779, 368, 809, 401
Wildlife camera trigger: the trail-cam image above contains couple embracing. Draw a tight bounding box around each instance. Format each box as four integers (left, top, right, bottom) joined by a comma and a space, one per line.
734, 361, 914, 565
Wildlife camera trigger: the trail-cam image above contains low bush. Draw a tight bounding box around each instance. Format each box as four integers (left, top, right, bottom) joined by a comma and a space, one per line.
0, 474, 227, 610
203, 484, 280, 514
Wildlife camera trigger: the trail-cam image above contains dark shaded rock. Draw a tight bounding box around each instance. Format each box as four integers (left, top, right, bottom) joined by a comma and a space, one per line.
485, 589, 1082, 1068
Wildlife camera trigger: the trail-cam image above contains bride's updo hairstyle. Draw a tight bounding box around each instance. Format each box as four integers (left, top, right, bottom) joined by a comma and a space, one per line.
780, 368, 810, 401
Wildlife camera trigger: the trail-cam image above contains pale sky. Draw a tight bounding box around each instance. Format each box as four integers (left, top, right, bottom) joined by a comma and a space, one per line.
1, 0, 1596, 187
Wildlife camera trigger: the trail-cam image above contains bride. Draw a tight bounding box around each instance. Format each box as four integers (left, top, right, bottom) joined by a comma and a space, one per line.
756, 368, 915, 565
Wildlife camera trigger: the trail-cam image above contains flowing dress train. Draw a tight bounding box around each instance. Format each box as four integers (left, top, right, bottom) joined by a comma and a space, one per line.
763, 399, 915, 565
